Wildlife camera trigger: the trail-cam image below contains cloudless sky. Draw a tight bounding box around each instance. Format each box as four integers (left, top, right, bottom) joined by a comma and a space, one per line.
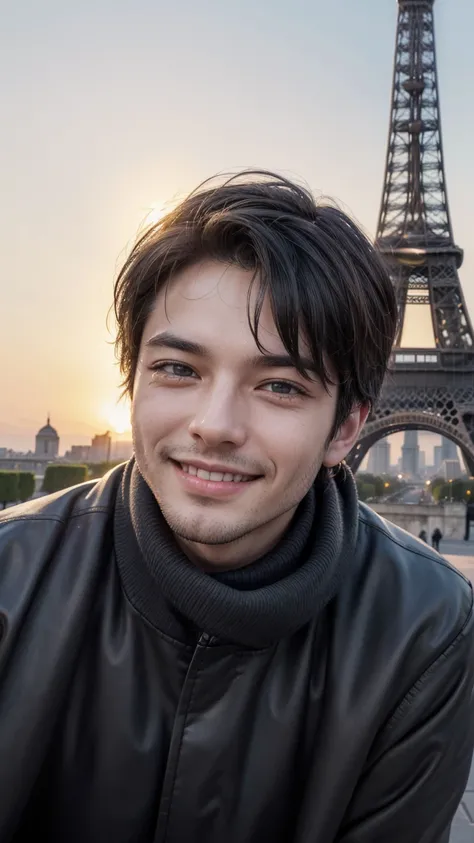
1, 0, 473, 454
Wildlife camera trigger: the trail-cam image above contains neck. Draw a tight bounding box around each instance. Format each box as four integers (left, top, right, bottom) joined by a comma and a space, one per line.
114, 458, 359, 648
174, 505, 298, 572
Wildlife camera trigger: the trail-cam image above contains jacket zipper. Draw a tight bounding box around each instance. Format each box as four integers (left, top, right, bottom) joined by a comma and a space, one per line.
154, 631, 215, 842
198, 631, 216, 647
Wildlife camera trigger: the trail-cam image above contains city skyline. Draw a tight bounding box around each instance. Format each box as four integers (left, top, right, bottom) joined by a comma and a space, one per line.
1, 0, 474, 449
0, 415, 133, 460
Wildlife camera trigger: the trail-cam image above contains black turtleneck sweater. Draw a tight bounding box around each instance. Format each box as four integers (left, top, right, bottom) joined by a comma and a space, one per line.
114, 460, 359, 649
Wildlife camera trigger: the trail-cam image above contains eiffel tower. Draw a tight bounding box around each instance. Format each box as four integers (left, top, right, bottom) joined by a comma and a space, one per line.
348, 0, 474, 475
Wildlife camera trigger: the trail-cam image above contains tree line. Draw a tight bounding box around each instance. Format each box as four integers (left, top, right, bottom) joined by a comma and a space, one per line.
356, 473, 407, 502
356, 473, 474, 504
430, 476, 474, 503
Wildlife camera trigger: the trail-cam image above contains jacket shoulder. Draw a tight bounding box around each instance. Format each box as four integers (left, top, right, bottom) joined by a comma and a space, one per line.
0, 464, 125, 592
357, 502, 468, 575
0, 463, 125, 653
352, 503, 473, 683
356, 501, 471, 595
336, 508, 474, 843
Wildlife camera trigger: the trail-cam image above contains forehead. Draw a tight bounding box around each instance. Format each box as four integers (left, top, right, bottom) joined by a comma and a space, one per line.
143, 259, 295, 356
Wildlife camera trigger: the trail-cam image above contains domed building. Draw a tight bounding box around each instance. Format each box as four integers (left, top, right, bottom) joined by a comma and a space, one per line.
35, 417, 60, 459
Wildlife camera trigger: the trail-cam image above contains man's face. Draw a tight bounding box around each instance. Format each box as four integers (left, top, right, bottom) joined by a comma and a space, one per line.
132, 260, 365, 569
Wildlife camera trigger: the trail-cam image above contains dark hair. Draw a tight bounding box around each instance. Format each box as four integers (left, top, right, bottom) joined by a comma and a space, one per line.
114, 170, 397, 433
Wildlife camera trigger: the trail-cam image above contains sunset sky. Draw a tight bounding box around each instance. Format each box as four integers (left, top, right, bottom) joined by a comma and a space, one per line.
1, 0, 474, 457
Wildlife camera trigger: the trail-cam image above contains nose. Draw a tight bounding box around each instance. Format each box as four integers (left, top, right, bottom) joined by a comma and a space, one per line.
188, 382, 247, 449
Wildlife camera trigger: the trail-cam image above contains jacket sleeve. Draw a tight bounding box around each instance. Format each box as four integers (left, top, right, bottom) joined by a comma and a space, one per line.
337, 602, 474, 843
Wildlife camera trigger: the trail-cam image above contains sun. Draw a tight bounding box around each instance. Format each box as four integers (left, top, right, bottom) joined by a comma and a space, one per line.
143, 201, 167, 228
103, 402, 131, 436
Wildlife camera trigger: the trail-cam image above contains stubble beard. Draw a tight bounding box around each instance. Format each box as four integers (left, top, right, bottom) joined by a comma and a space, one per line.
149, 460, 324, 550
134, 433, 327, 549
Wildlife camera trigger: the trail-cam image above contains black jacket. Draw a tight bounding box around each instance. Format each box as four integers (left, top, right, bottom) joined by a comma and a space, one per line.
0, 463, 473, 843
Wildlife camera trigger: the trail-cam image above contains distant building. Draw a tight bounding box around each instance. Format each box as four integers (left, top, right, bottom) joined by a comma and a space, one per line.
89, 432, 112, 463
0, 418, 61, 486
419, 450, 426, 473
35, 417, 59, 459
65, 432, 117, 464
401, 430, 420, 478
368, 439, 390, 476
439, 459, 463, 481
111, 441, 134, 461
434, 445, 443, 474
64, 445, 91, 463
0, 453, 48, 474
431, 437, 464, 480
441, 437, 458, 461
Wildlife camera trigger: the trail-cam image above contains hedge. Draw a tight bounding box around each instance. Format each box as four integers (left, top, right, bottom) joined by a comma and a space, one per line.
18, 472, 35, 502
0, 471, 20, 509
42, 464, 88, 494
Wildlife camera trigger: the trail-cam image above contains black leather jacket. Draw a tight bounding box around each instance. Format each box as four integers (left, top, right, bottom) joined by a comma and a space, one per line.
0, 465, 473, 843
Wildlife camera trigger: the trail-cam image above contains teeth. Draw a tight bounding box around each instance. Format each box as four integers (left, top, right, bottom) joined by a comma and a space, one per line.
180, 463, 251, 482
197, 468, 211, 480
209, 471, 225, 482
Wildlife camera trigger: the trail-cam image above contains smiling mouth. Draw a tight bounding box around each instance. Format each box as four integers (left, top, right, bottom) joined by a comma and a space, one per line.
173, 461, 259, 484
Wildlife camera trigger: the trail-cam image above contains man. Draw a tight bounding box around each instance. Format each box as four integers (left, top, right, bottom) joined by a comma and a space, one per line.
1, 171, 473, 843
432, 526, 443, 552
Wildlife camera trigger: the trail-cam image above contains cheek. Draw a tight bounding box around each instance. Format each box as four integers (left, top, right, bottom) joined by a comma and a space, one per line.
259, 412, 329, 473
132, 384, 193, 445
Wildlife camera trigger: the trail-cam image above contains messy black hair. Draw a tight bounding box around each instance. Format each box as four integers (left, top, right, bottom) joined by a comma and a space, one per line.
114, 170, 397, 433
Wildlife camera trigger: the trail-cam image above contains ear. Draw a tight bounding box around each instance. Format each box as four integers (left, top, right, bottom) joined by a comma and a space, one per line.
323, 403, 370, 468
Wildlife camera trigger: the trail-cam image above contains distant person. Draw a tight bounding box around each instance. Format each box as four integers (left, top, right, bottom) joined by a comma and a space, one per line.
419, 529, 428, 543
0, 171, 473, 842
432, 527, 443, 552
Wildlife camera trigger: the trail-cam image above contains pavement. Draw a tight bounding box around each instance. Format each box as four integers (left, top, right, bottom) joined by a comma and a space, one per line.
436, 543, 474, 841
451, 753, 474, 842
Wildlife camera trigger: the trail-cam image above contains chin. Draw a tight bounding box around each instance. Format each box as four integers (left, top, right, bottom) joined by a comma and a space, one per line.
163, 510, 253, 547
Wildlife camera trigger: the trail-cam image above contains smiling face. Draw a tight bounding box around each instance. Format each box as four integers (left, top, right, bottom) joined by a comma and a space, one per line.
132, 260, 367, 570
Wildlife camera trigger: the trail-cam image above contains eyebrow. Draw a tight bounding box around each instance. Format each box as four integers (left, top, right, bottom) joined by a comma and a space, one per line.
144, 330, 318, 375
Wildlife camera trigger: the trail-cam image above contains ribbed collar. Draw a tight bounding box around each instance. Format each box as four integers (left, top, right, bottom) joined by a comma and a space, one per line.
114, 459, 359, 649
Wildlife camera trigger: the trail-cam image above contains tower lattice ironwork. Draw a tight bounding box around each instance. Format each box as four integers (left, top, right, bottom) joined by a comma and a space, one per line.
348, 0, 474, 474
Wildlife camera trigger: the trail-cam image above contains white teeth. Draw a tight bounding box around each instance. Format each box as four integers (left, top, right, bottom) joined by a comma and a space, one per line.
197, 468, 210, 480
180, 463, 252, 483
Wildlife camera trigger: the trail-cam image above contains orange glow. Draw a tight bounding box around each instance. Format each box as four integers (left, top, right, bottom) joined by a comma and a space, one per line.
101, 401, 131, 435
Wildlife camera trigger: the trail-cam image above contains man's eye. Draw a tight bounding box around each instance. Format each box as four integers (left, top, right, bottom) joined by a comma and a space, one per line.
151, 362, 196, 378
261, 381, 303, 396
